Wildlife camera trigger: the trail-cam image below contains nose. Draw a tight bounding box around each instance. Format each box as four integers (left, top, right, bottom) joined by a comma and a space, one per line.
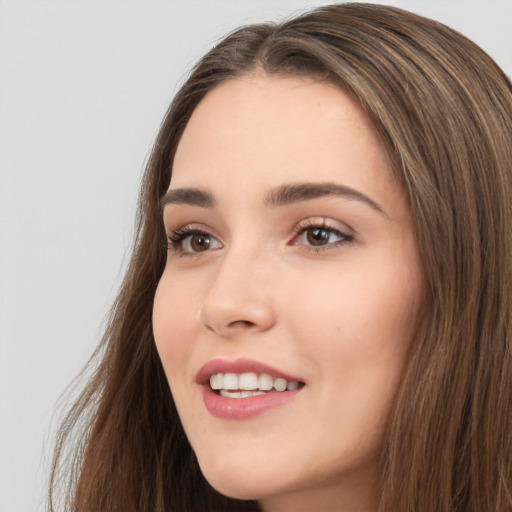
199, 247, 276, 337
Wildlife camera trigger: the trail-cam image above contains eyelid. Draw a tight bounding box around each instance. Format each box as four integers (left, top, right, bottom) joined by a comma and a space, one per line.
293, 217, 354, 236
164, 217, 354, 257
291, 218, 355, 250
164, 221, 218, 238
165, 223, 223, 256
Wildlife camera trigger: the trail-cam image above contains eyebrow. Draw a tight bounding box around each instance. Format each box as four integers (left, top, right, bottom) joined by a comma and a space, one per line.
160, 188, 215, 209
265, 182, 387, 216
160, 182, 387, 216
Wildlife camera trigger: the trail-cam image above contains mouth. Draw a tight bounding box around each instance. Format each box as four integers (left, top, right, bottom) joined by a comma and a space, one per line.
197, 358, 305, 419
210, 372, 303, 398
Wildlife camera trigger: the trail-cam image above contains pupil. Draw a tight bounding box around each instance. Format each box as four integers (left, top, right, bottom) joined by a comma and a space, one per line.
307, 228, 329, 246
191, 234, 210, 251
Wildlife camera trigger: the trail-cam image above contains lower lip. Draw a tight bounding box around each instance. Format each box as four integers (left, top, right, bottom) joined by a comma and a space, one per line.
202, 385, 302, 420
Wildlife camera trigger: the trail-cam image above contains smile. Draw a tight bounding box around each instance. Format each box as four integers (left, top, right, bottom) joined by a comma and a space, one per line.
197, 358, 305, 419
210, 372, 301, 397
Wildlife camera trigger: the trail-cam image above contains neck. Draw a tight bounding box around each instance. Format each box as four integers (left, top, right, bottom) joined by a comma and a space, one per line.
258, 466, 379, 512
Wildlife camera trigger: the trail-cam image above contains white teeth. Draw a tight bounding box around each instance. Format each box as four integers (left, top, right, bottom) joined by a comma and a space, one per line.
220, 390, 266, 399
273, 377, 287, 392
239, 372, 258, 390
258, 373, 273, 391
210, 373, 223, 390
241, 390, 265, 398
286, 380, 299, 391
209, 372, 301, 395
223, 373, 238, 390
219, 390, 242, 398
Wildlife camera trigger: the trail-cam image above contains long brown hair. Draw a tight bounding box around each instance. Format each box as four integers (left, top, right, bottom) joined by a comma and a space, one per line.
49, 3, 512, 511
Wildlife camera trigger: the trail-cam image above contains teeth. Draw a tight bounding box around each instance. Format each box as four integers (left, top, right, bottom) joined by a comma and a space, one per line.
223, 373, 238, 390
220, 390, 266, 399
273, 377, 287, 392
209, 373, 223, 390
286, 381, 299, 391
258, 373, 273, 391
239, 372, 258, 390
209, 372, 301, 394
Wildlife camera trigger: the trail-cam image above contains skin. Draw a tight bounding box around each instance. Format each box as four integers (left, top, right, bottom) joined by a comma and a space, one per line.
153, 74, 423, 512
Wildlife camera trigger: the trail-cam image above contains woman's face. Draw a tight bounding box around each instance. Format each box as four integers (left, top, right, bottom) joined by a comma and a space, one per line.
153, 75, 423, 511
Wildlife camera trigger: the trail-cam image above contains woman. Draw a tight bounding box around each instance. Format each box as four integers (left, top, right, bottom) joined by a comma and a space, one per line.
49, 3, 512, 511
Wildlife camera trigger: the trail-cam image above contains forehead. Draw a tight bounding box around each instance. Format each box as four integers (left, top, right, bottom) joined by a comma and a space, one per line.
170, 74, 402, 213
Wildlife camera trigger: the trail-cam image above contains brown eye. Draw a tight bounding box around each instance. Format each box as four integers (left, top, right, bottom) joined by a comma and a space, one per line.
306, 227, 331, 246
188, 233, 211, 252
294, 224, 352, 250
179, 230, 222, 254
167, 228, 222, 255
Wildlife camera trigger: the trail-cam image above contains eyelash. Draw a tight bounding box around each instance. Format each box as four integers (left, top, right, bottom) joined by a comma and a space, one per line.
166, 221, 353, 256
166, 226, 215, 256
292, 220, 353, 252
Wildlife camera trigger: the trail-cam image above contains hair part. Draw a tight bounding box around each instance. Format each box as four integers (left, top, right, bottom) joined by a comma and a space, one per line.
49, 4, 512, 511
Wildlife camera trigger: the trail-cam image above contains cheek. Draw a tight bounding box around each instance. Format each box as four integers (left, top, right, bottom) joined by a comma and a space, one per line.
292, 264, 416, 326
152, 275, 198, 375
284, 255, 421, 390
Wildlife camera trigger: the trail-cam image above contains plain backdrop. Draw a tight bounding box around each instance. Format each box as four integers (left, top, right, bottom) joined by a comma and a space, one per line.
1, 1, 511, 511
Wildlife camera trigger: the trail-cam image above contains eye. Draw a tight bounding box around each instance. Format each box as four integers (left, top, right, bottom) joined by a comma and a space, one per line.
167, 227, 222, 255
294, 222, 353, 250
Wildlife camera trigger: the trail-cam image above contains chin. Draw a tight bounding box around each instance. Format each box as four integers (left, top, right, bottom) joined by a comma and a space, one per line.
196, 451, 283, 501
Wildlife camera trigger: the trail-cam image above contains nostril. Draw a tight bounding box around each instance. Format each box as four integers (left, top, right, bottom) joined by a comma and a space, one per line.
228, 320, 255, 328
199, 299, 276, 335
202, 318, 255, 333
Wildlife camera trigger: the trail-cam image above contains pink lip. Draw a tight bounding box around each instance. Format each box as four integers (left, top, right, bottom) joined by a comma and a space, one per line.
196, 357, 302, 385
196, 357, 304, 420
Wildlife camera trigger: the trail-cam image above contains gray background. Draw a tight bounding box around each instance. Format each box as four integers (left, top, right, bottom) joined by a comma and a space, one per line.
1, 1, 511, 510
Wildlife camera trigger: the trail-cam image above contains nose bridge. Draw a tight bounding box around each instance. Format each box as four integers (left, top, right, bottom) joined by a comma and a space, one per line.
199, 236, 276, 334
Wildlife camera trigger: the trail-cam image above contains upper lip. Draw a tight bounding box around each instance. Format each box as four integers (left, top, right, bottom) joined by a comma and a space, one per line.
196, 357, 304, 385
